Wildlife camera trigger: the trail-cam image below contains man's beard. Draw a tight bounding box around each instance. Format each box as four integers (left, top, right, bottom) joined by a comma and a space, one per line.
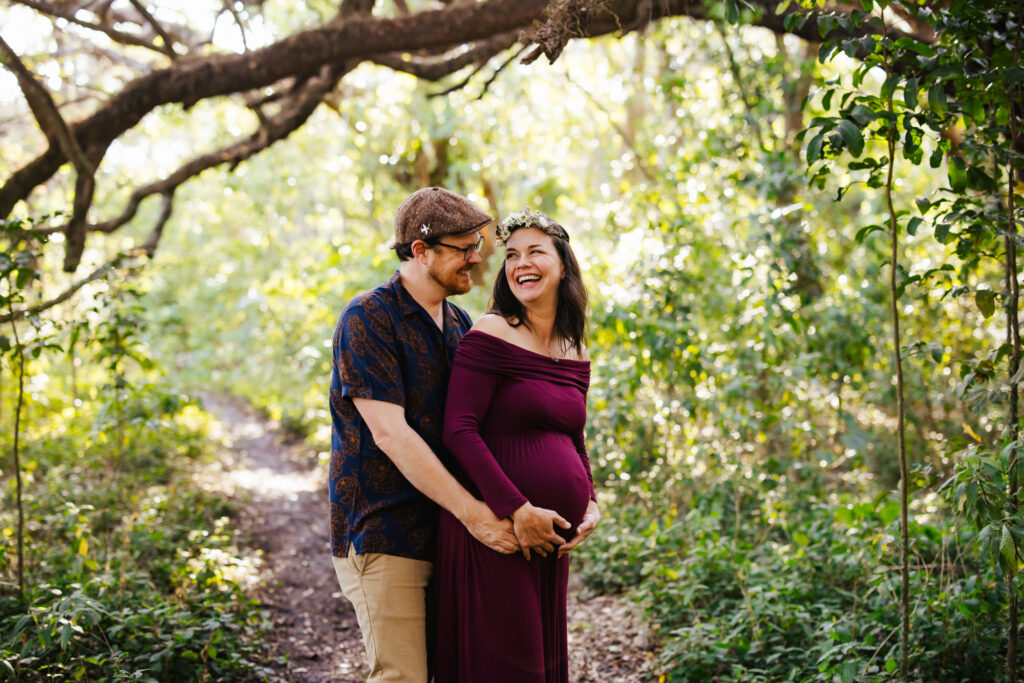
428, 261, 474, 296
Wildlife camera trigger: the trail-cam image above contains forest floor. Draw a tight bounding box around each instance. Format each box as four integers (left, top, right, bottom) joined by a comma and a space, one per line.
197, 394, 655, 682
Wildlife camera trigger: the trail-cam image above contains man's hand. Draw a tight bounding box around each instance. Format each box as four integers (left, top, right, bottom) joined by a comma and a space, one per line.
511, 502, 571, 561
462, 500, 520, 554
558, 499, 600, 558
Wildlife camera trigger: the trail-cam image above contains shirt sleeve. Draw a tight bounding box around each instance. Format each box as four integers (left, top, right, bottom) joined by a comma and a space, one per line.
573, 426, 597, 501
443, 363, 528, 519
334, 298, 405, 407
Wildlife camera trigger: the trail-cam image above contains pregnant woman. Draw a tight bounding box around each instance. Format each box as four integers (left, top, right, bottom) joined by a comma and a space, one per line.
435, 209, 601, 682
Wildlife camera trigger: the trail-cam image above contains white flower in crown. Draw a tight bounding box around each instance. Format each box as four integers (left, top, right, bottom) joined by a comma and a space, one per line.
496, 208, 557, 246
421, 223, 431, 235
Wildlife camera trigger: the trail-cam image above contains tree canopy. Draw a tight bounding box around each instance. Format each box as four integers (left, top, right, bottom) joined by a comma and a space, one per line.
1, 0, 925, 299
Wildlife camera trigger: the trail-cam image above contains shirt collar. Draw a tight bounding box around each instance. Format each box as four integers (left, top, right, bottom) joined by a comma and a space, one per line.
390, 269, 460, 330
389, 270, 420, 318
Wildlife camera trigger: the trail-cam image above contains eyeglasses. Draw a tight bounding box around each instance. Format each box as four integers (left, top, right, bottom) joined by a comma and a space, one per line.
432, 235, 485, 262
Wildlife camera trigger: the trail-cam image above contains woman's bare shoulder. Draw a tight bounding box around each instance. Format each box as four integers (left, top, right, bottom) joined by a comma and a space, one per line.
471, 313, 516, 340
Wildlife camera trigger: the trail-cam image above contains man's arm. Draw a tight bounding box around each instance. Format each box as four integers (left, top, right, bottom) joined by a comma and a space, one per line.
353, 397, 519, 554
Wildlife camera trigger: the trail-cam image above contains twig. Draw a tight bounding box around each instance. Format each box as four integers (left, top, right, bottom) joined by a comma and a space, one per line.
12, 0, 171, 56
563, 71, 656, 182
222, 0, 250, 51
0, 260, 120, 324
474, 45, 525, 99
127, 0, 179, 57
372, 32, 519, 82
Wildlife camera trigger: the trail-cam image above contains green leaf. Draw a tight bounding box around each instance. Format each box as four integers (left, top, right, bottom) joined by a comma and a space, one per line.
949, 156, 968, 193
894, 36, 935, 57
848, 104, 877, 125
885, 659, 898, 674
841, 662, 857, 683
15, 268, 31, 290
817, 14, 838, 38
725, 0, 740, 23
0, 335, 9, 352
928, 83, 948, 116
904, 77, 919, 109
907, 216, 923, 236
1001, 525, 1017, 575
967, 165, 996, 192
60, 622, 73, 651
855, 224, 883, 242
1006, 66, 1024, 84
837, 119, 865, 157
807, 131, 826, 164
822, 88, 835, 111
915, 197, 931, 213
975, 290, 996, 318
880, 75, 899, 101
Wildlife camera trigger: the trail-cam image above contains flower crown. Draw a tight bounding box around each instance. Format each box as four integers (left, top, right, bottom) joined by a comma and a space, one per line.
495, 208, 568, 246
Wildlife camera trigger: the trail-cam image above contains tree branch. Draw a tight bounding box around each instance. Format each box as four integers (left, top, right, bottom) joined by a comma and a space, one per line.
0, 259, 122, 324
127, 0, 180, 57
1, 0, 933, 269
474, 45, 526, 100
0, 33, 100, 272
12, 0, 172, 56
221, 0, 250, 51
372, 31, 519, 81
35, 64, 349, 248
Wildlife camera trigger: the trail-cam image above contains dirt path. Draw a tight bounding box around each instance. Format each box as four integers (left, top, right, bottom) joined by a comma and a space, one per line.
200, 394, 654, 682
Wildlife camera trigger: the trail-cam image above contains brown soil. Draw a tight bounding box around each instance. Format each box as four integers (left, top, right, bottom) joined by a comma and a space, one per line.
200, 394, 654, 682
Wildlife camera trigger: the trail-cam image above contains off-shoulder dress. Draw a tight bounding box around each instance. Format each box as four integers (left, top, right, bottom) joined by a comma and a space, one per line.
435, 330, 595, 683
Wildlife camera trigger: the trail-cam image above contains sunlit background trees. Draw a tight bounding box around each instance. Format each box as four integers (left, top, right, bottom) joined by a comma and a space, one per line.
2, 0, 1022, 680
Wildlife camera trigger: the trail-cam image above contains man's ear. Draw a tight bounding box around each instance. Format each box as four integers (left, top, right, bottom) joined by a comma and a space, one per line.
410, 239, 430, 260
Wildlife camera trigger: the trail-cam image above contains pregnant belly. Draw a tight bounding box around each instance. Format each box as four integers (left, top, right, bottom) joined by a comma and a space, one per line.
490, 432, 591, 538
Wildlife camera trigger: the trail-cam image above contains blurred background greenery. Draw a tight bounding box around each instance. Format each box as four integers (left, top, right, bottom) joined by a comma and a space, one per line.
2, 0, 1022, 680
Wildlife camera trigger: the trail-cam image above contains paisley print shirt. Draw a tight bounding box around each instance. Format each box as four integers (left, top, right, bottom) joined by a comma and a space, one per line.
329, 270, 472, 561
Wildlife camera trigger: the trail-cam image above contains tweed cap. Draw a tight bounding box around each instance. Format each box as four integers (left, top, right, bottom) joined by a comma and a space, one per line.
394, 187, 494, 244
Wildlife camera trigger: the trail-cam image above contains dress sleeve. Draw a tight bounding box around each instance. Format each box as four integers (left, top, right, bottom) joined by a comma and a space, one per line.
335, 298, 405, 407
443, 363, 529, 519
573, 427, 597, 501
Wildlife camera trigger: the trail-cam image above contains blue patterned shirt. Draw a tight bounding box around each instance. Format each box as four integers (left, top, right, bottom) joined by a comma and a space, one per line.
329, 270, 473, 560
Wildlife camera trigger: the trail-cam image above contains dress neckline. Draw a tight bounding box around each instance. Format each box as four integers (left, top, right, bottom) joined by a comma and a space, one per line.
462, 329, 589, 365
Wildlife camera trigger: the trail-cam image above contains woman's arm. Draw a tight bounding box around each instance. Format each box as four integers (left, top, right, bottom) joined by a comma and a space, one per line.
444, 363, 569, 559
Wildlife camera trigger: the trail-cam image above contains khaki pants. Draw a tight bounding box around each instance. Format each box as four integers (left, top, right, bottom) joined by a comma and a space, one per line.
332, 545, 434, 683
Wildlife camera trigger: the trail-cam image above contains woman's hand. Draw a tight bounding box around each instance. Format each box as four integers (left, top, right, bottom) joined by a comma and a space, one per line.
558, 499, 600, 558
510, 502, 571, 560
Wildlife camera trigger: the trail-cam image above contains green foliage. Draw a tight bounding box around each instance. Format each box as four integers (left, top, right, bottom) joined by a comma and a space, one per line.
5, 1, 1024, 679
0, 243, 273, 679
0, 388, 273, 681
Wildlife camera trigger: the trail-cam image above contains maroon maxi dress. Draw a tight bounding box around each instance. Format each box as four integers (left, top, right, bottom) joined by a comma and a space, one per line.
435, 330, 595, 683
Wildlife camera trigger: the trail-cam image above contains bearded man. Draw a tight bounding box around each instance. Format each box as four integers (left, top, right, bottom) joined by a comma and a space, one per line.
328, 187, 519, 682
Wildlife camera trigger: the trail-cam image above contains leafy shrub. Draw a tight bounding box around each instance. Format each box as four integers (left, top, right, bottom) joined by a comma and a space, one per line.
1, 386, 273, 681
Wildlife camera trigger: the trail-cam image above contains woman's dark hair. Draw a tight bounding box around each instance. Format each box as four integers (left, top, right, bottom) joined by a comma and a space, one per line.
489, 220, 588, 355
